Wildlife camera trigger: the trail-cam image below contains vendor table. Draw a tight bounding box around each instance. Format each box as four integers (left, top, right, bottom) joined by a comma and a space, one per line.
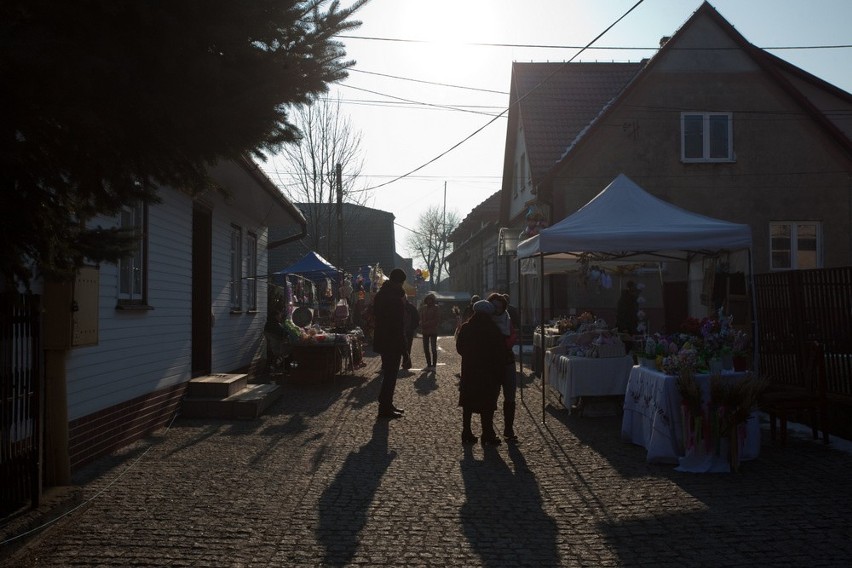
545, 348, 634, 413
287, 336, 353, 382
531, 330, 561, 375
621, 366, 760, 466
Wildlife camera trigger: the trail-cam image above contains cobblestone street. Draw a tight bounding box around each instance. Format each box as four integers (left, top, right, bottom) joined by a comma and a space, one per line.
3, 336, 852, 567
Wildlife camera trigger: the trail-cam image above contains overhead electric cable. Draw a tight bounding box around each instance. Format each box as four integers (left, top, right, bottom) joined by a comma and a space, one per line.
340, 84, 502, 117
348, 68, 509, 95
356, 0, 647, 193
340, 35, 852, 51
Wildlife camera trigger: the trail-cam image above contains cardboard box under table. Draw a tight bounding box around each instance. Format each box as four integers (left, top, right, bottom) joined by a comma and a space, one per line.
545, 347, 634, 414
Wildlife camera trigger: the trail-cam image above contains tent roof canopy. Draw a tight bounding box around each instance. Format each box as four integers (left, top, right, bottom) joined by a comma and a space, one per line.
516, 174, 752, 262
274, 251, 341, 282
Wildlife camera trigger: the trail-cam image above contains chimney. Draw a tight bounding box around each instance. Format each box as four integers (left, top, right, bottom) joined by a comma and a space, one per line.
659, 36, 671, 48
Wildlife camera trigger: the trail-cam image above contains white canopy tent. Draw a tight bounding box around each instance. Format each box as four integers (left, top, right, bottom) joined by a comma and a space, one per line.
515, 174, 754, 421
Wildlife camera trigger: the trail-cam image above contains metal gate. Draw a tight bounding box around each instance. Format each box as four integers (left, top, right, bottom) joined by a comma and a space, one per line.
0, 293, 43, 516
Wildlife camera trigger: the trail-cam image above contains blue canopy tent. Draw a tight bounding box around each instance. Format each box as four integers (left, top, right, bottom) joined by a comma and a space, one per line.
273, 251, 342, 284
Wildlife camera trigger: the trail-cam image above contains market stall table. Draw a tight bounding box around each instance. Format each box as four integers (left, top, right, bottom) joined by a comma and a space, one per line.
532, 329, 561, 375
545, 348, 634, 414
621, 366, 760, 466
287, 334, 354, 382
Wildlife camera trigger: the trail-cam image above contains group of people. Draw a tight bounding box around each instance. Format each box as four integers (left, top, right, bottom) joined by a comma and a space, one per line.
371, 268, 519, 445
455, 293, 517, 446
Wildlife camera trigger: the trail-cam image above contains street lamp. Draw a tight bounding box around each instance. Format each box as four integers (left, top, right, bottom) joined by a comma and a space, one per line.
498, 227, 519, 257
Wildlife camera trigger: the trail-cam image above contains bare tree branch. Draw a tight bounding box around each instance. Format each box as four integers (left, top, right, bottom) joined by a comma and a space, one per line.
407, 205, 459, 286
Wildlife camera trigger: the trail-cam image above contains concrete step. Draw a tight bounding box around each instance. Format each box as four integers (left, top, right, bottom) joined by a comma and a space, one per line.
186, 373, 248, 399
181, 383, 281, 420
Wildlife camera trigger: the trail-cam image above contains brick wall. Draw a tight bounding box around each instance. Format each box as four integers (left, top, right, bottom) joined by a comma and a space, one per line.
68, 382, 187, 472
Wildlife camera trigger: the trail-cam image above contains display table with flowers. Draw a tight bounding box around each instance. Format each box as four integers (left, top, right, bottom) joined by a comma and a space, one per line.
620, 366, 761, 469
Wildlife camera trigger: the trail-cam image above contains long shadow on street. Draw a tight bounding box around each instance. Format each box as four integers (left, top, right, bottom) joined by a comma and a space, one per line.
316, 420, 396, 567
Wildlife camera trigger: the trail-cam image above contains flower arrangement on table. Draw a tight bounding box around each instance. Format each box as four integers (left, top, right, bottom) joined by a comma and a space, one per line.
675, 366, 767, 472
556, 313, 625, 357
633, 311, 752, 374
554, 311, 596, 334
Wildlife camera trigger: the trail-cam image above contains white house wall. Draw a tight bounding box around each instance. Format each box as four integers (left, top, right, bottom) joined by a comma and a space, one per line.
65, 186, 271, 421
209, 199, 269, 372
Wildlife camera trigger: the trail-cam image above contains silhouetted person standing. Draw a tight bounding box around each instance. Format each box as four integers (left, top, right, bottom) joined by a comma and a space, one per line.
372, 268, 407, 419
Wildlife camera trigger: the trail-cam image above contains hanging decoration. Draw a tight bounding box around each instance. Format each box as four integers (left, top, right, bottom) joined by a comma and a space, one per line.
519, 205, 548, 239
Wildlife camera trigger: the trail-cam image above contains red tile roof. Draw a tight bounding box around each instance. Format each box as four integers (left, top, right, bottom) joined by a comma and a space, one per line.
510, 61, 645, 180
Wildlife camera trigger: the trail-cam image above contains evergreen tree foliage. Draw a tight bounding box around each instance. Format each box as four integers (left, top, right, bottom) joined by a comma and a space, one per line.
1, 0, 367, 289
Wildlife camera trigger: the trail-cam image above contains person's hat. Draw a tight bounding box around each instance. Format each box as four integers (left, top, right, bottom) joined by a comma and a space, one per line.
389, 268, 406, 283
473, 300, 495, 314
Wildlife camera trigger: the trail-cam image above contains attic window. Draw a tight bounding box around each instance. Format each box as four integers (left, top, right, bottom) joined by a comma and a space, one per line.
681, 112, 733, 163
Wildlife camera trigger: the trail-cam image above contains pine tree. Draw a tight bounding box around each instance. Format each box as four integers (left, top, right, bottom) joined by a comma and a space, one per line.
0, 0, 367, 289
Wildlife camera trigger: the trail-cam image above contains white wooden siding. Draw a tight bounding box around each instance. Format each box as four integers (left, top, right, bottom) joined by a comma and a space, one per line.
65, 185, 272, 421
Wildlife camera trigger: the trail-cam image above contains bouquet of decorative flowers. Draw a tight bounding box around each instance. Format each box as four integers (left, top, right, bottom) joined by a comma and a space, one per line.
730, 329, 752, 356
661, 345, 699, 375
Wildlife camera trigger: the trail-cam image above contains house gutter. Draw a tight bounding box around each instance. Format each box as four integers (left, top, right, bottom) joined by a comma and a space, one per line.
237, 155, 307, 248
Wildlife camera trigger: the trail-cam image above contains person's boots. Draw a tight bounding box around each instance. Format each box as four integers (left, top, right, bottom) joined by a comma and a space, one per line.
480, 411, 501, 445
461, 409, 477, 444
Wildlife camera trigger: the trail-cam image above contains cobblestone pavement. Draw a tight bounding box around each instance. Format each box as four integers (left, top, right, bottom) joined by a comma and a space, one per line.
3, 337, 852, 567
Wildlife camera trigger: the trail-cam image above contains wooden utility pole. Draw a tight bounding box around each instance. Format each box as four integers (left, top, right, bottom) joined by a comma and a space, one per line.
336, 163, 343, 271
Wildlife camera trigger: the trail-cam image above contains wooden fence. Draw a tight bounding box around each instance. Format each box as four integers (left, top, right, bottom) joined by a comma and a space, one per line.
0, 293, 43, 516
754, 267, 852, 434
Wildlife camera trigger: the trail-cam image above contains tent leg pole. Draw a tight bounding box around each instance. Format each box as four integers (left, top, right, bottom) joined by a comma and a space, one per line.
540, 253, 546, 424
517, 255, 524, 402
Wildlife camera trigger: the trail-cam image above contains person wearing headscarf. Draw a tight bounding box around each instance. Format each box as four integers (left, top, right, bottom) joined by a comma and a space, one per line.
455, 300, 510, 445
372, 268, 407, 419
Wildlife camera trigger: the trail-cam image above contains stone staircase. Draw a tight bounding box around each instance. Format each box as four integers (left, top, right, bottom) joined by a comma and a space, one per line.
181, 373, 281, 420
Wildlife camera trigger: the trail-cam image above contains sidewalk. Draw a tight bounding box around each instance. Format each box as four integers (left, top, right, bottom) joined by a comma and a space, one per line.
4, 337, 852, 566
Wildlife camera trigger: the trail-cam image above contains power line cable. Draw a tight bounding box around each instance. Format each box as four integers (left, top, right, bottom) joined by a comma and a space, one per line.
340, 84, 502, 117
354, 0, 648, 193
348, 68, 509, 95
340, 35, 852, 51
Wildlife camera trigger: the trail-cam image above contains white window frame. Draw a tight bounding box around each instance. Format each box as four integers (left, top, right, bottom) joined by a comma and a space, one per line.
117, 202, 147, 305
230, 224, 242, 311
681, 112, 734, 163
246, 232, 257, 311
770, 222, 822, 271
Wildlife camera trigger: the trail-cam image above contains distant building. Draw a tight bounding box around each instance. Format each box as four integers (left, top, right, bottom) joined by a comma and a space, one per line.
269, 203, 399, 278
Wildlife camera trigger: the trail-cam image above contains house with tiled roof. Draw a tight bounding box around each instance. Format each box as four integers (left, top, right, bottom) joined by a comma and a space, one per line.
497, 1, 852, 328
446, 191, 501, 295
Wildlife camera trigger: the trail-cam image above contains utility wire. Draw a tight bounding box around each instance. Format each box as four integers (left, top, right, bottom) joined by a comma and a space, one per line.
355, 0, 647, 193
340, 35, 852, 51
340, 84, 502, 117
348, 68, 509, 95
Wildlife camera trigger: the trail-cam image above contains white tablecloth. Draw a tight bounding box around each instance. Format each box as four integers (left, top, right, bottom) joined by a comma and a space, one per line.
621, 366, 760, 466
545, 350, 634, 412
534, 330, 561, 349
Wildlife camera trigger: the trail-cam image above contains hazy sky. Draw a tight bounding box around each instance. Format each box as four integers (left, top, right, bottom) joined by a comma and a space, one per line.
260, 0, 852, 264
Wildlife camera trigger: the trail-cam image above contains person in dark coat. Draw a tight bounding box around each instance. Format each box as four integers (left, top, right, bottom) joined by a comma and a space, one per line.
616, 280, 640, 334
455, 300, 510, 445
401, 296, 420, 370
372, 268, 408, 419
